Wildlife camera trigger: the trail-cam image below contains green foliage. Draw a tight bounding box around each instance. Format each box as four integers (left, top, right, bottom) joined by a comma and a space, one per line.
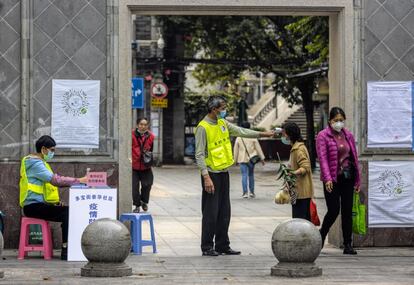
285, 17, 329, 66
184, 89, 239, 125
276, 153, 296, 191
158, 15, 328, 106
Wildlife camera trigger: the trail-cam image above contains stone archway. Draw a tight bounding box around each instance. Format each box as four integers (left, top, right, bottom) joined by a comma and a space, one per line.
115, 0, 355, 214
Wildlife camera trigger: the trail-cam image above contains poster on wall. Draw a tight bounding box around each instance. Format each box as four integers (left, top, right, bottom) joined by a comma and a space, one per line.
68, 187, 117, 261
51, 79, 100, 148
368, 161, 414, 227
367, 81, 413, 148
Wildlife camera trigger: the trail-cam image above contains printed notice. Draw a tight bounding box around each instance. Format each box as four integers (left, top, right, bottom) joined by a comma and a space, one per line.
367, 81, 412, 148
51, 79, 100, 148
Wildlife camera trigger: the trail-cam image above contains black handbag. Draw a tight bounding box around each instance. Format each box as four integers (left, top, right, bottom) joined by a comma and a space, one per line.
136, 132, 153, 167
241, 138, 261, 165
141, 150, 153, 167
249, 155, 261, 164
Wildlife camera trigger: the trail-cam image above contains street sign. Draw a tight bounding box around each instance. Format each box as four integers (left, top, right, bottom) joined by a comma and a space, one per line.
151, 98, 168, 108
150, 82, 168, 99
132, 77, 144, 109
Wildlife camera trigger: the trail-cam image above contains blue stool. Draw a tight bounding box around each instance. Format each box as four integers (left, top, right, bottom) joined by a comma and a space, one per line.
120, 213, 157, 255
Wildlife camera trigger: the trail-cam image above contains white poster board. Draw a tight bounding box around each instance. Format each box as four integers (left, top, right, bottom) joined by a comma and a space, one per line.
368, 161, 414, 227
51, 79, 100, 149
367, 81, 412, 148
68, 187, 117, 261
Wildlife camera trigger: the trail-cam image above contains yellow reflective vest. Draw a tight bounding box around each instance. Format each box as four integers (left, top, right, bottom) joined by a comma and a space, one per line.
19, 156, 60, 207
197, 119, 234, 171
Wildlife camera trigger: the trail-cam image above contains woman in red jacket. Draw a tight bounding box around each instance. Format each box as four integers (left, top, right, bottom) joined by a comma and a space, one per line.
316, 107, 361, 255
132, 117, 155, 213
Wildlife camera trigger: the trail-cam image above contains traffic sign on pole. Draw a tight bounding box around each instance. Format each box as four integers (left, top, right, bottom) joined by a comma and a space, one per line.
132, 77, 144, 109
150, 82, 168, 99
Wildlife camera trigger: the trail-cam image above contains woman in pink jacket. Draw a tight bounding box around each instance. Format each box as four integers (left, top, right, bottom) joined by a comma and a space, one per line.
316, 107, 360, 255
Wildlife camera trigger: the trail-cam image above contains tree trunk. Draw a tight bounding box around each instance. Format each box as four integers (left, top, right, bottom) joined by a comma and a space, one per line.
297, 77, 317, 170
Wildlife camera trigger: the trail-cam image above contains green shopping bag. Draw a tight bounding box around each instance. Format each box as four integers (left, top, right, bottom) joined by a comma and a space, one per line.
352, 192, 366, 235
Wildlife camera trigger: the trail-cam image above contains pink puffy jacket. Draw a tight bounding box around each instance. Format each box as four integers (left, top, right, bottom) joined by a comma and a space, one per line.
316, 126, 360, 188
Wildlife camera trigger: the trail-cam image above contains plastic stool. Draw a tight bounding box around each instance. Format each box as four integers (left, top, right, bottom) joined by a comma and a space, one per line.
120, 213, 157, 255
18, 217, 53, 260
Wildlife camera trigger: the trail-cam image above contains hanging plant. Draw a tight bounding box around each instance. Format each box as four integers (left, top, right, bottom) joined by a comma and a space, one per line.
274, 153, 296, 204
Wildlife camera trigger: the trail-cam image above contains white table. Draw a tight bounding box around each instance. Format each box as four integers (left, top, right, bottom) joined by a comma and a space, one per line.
68, 186, 117, 261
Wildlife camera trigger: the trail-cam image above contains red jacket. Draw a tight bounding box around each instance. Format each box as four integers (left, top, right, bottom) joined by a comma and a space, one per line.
132, 130, 155, 170
316, 126, 361, 188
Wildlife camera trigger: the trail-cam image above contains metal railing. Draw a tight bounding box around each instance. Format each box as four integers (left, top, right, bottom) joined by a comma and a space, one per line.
252, 95, 277, 126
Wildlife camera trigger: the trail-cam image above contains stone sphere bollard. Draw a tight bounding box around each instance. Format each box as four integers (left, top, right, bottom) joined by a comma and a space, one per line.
271, 218, 322, 277
0, 232, 4, 278
80, 218, 132, 277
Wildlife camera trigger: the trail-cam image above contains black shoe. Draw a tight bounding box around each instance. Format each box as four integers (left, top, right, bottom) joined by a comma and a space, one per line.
343, 244, 357, 255
133, 206, 140, 213
202, 249, 219, 256
216, 248, 241, 255
61, 246, 67, 260
141, 203, 148, 212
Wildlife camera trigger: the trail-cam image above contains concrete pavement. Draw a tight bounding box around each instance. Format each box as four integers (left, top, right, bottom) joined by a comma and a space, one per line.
1, 162, 414, 284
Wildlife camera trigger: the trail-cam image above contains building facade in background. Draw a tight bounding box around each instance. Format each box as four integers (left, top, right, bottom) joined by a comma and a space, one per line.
0, 0, 414, 248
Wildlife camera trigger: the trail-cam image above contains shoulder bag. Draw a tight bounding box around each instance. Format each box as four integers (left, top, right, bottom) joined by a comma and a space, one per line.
241, 138, 261, 165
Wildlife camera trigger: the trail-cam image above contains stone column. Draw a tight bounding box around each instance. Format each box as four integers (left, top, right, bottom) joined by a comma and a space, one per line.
0, 232, 4, 278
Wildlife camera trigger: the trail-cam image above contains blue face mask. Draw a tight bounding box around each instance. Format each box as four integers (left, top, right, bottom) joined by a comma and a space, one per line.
281, 136, 291, 145
44, 150, 54, 161
218, 110, 227, 119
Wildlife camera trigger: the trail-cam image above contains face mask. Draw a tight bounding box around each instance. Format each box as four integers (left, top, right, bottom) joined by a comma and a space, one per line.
281, 136, 291, 145
218, 110, 227, 119
44, 150, 54, 161
331, 121, 345, 132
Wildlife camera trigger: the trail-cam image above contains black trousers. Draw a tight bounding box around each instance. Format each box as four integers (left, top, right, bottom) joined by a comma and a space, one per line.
23, 203, 69, 244
319, 174, 355, 245
201, 172, 231, 252
292, 198, 311, 221
132, 168, 154, 207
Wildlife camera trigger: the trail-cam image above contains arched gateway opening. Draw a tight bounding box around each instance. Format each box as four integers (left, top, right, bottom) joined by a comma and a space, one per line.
116, 0, 355, 220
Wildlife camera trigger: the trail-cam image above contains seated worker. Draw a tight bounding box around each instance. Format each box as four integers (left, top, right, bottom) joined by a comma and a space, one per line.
19, 135, 87, 260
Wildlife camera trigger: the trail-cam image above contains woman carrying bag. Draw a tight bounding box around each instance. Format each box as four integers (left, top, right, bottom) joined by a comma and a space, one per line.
233, 122, 265, 198
281, 122, 314, 221
316, 107, 360, 255
132, 117, 155, 213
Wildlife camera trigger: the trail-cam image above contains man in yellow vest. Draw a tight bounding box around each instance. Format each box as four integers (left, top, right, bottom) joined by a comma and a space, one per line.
20, 135, 87, 260
195, 95, 275, 256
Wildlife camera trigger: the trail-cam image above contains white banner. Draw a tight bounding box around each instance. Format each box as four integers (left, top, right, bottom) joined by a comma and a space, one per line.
68, 187, 117, 261
368, 161, 414, 227
367, 81, 412, 148
51, 79, 100, 148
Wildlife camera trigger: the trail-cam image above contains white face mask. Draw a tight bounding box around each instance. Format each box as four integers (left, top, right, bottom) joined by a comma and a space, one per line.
331, 121, 345, 132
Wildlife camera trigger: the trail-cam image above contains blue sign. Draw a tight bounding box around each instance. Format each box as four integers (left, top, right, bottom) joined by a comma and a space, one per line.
132, 77, 144, 109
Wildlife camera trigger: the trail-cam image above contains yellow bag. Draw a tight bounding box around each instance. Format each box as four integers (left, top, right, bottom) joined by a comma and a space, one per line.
274, 190, 290, 204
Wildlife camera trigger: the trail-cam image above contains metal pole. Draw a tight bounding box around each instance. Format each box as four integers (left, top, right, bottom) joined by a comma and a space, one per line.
157, 107, 162, 165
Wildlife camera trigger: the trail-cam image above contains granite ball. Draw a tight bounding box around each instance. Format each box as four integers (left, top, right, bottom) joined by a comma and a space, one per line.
271, 218, 321, 263
81, 218, 131, 263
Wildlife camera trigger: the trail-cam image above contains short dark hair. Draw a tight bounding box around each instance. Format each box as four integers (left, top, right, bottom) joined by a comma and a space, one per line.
329, 107, 346, 121
282, 122, 303, 144
35, 135, 56, 153
206, 95, 227, 113
136, 117, 149, 124
241, 121, 251, 129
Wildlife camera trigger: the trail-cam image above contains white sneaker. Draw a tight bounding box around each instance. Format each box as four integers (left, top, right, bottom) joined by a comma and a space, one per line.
249, 193, 256, 198
242, 193, 249, 198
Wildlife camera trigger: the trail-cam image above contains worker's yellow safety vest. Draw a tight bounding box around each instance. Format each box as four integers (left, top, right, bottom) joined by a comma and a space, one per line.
19, 156, 60, 207
197, 119, 234, 171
